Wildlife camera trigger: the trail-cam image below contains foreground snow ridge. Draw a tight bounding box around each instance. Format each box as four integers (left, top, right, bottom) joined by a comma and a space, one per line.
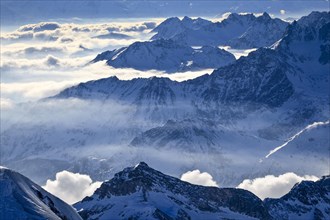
0, 167, 82, 220
1, 164, 329, 220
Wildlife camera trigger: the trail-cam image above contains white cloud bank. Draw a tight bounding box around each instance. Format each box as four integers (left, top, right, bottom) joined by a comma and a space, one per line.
180, 169, 218, 187
43, 170, 102, 204
1, 19, 212, 104
237, 172, 318, 200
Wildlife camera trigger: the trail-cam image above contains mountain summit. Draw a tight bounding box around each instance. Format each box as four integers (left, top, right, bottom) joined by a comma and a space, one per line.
74, 162, 271, 220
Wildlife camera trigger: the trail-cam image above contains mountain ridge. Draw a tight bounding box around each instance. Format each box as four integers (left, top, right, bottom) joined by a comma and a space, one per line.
75, 162, 272, 220
151, 13, 288, 48
74, 162, 330, 220
92, 39, 236, 72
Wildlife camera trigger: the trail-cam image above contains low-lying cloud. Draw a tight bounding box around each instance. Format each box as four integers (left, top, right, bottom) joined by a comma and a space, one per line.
180, 169, 219, 187
1, 81, 77, 101
43, 170, 102, 204
1, 60, 211, 103
237, 172, 319, 200
1, 21, 157, 44
18, 22, 61, 32
1, 19, 213, 105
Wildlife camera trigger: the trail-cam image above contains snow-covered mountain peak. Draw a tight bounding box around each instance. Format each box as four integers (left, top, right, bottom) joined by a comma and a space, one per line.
151, 16, 212, 42
91, 38, 235, 72
226, 12, 255, 21
151, 17, 180, 32
181, 15, 196, 25
182, 15, 191, 21
119, 161, 152, 176
182, 16, 211, 27
260, 12, 272, 19
0, 166, 9, 170
133, 161, 149, 169
151, 12, 288, 48
109, 161, 173, 189
75, 163, 272, 220
163, 16, 180, 23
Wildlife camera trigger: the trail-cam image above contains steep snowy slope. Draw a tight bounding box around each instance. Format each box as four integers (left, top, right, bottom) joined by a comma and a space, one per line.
152, 13, 288, 48
276, 11, 330, 96
265, 176, 330, 220
92, 39, 235, 72
74, 162, 271, 220
256, 11, 330, 139
0, 167, 82, 220
228, 13, 289, 49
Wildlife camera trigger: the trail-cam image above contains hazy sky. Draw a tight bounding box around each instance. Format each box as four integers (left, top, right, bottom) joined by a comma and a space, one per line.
1, 0, 329, 26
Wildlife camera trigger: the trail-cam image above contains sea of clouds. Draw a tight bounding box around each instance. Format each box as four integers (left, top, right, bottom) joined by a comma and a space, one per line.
1, 17, 327, 204
1, 20, 217, 104
1, 20, 153, 102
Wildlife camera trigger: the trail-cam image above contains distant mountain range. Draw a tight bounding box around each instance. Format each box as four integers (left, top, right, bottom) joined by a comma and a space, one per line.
151, 13, 289, 49
1, 11, 329, 187
91, 13, 289, 72
92, 39, 235, 72
58, 11, 329, 121
2, 165, 329, 220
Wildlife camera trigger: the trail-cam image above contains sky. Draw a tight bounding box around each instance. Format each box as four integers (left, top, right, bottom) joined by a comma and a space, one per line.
1, 0, 329, 27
